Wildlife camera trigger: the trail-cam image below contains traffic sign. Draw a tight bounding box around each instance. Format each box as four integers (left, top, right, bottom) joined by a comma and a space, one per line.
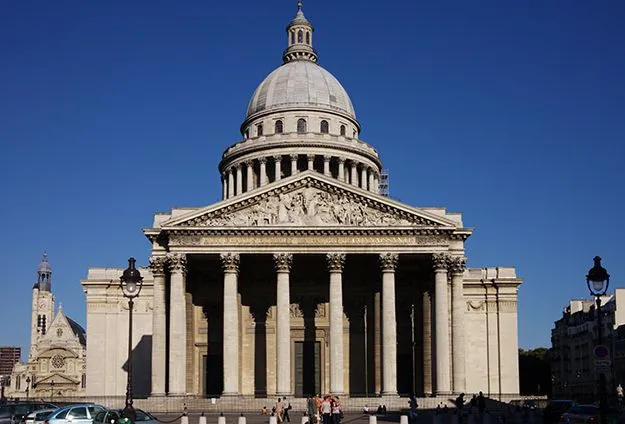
594, 345, 610, 359
595, 359, 611, 374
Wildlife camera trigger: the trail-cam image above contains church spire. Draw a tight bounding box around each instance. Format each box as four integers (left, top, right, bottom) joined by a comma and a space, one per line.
283, 0, 317, 63
36, 252, 52, 291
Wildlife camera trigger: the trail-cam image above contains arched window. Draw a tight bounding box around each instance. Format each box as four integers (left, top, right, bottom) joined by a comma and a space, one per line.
298, 30, 303, 43
290, 32, 295, 45
340, 125, 346, 136
257, 124, 263, 136
320, 120, 329, 134
297, 118, 307, 133
275, 120, 283, 134
306, 32, 310, 45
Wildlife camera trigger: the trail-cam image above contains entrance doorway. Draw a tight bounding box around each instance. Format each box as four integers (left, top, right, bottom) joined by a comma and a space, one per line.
294, 341, 320, 396
203, 354, 223, 396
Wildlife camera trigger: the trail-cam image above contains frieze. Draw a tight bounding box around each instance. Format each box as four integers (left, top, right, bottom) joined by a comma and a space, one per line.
180, 184, 441, 227
169, 234, 448, 247
466, 300, 517, 313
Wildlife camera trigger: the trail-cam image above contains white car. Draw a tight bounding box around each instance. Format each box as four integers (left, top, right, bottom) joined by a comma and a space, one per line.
24, 409, 56, 424
45, 405, 105, 424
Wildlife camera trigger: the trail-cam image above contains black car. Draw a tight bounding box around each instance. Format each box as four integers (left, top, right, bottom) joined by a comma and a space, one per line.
543, 400, 576, 424
0, 403, 57, 424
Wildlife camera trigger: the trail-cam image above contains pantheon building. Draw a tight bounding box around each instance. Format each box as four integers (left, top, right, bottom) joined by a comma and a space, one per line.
82, 2, 522, 403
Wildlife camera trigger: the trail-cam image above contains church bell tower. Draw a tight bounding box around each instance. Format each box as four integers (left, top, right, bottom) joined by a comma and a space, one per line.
30, 253, 55, 359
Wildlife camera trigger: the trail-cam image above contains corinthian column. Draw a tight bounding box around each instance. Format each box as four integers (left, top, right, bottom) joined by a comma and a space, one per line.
259, 158, 267, 186
380, 253, 398, 395
433, 252, 451, 395
235, 164, 243, 195
167, 253, 187, 395
290, 154, 298, 175
323, 156, 331, 176
227, 168, 234, 198
221, 253, 240, 395
350, 162, 358, 186
274, 156, 282, 182
274, 253, 293, 395
338, 159, 345, 182
450, 256, 467, 393
149, 256, 167, 396
246, 160, 254, 192
327, 253, 346, 394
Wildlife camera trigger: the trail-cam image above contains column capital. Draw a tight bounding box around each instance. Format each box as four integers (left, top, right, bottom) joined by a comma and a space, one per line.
449, 256, 467, 275
166, 253, 187, 274
379, 253, 398, 271
245, 159, 254, 167
149, 256, 168, 276
290, 154, 299, 161
326, 253, 346, 272
273, 253, 293, 272
234, 162, 242, 170
258, 157, 267, 164
220, 253, 240, 273
323, 155, 331, 162
338, 157, 345, 164
432, 252, 451, 271
307, 154, 315, 161
273, 155, 282, 162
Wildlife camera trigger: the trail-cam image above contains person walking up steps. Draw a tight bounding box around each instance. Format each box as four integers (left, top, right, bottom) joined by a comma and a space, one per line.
283, 397, 291, 423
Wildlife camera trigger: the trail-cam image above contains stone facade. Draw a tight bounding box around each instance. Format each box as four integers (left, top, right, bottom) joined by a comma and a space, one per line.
80, 2, 523, 404
7, 254, 87, 399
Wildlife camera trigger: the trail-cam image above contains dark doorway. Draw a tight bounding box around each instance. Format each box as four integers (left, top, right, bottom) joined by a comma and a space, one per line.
204, 354, 223, 396
294, 341, 320, 396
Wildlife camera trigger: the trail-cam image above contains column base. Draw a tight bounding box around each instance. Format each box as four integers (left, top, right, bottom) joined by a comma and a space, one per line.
221, 392, 241, 397
381, 391, 398, 396
150, 392, 166, 397
435, 391, 452, 396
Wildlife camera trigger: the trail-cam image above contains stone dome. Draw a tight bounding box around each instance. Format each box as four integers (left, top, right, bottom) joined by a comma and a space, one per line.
246, 60, 356, 121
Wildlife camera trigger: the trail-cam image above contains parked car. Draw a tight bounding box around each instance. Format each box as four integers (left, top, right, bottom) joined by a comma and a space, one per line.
93, 409, 157, 424
559, 405, 621, 424
0, 403, 57, 424
544, 400, 576, 424
45, 404, 105, 424
23, 409, 56, 424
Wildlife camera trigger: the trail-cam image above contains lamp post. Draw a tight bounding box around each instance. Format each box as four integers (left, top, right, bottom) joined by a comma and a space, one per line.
586, 256, 610, 424
120, 258, 143, 424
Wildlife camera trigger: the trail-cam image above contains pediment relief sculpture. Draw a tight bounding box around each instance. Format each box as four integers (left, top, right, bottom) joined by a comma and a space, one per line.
182, 187, 441, 227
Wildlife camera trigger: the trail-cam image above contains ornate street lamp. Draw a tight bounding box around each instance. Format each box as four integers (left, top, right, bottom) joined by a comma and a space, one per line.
120, 258, 143, 424
586, 256, 610, 424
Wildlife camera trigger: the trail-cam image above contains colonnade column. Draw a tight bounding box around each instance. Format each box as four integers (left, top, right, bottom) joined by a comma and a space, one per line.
236, 164, 243, 195
222, 176, 227, 200
433, 252, 451, 395
323, 156, 331, 176
368, 170, 375, 192
327, 253, 346, 394
227, 169, 234, 198
307, 154, 314, 171
149, 256, 167, 396
259, 158, 267, 187
274, 156, 282, 181
380, 253, 398, 395
221, 253, 241, 395
274, 253, 293, 395
350, 162, 358, 186
361, 167, 367, 190
167, 253, 187, 395
246, 160, 254, 192
290, 154, 298, 175
450, 256, 467, 393
338, 159, 345, 182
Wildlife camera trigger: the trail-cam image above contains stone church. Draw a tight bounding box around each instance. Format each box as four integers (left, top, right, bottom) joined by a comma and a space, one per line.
81, 2, 522, 404
8, 254, 87, 399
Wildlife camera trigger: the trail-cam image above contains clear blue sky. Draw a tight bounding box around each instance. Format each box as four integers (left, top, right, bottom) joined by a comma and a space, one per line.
1, 0, 624, 357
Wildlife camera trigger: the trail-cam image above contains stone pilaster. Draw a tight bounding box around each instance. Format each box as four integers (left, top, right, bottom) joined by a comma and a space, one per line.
221, 253, 240, 396
222, 175, 227, 200
167, 253, 187, 395
327, 253, 346, 394
274, 253, 293, 395
450, 256, 467, 393
149, 256, 167, 396
433, 252, 451, 395
274, 156, 282, 181
380, 253, 398, 395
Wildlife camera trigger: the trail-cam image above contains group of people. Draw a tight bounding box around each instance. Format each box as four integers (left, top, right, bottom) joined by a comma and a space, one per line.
261, 397, 293, 423
447, 392, 487, 415
306, 394, 343, 424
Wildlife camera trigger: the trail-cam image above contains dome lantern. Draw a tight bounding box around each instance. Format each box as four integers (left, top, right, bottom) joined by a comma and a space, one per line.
283, 1, 317, 63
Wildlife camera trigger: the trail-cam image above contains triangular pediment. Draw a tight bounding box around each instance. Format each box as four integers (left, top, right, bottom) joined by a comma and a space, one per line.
36, 373, 79, 385
162, 172, 459, 229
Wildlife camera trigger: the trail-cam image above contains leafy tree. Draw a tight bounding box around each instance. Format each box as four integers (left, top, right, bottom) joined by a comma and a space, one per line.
519, 348, 552, 395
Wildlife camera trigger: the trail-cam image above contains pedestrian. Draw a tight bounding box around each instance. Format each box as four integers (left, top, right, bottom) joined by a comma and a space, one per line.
477, 392, 486, 415
332, 397, 342, 424
276, 397, 285, 423
409, 396, 418, 422
455, 393, 465, 413
469, 395, 477, 412
307, 397, 317, 423
283, 397, 291, 422
321, 395, 332, 424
